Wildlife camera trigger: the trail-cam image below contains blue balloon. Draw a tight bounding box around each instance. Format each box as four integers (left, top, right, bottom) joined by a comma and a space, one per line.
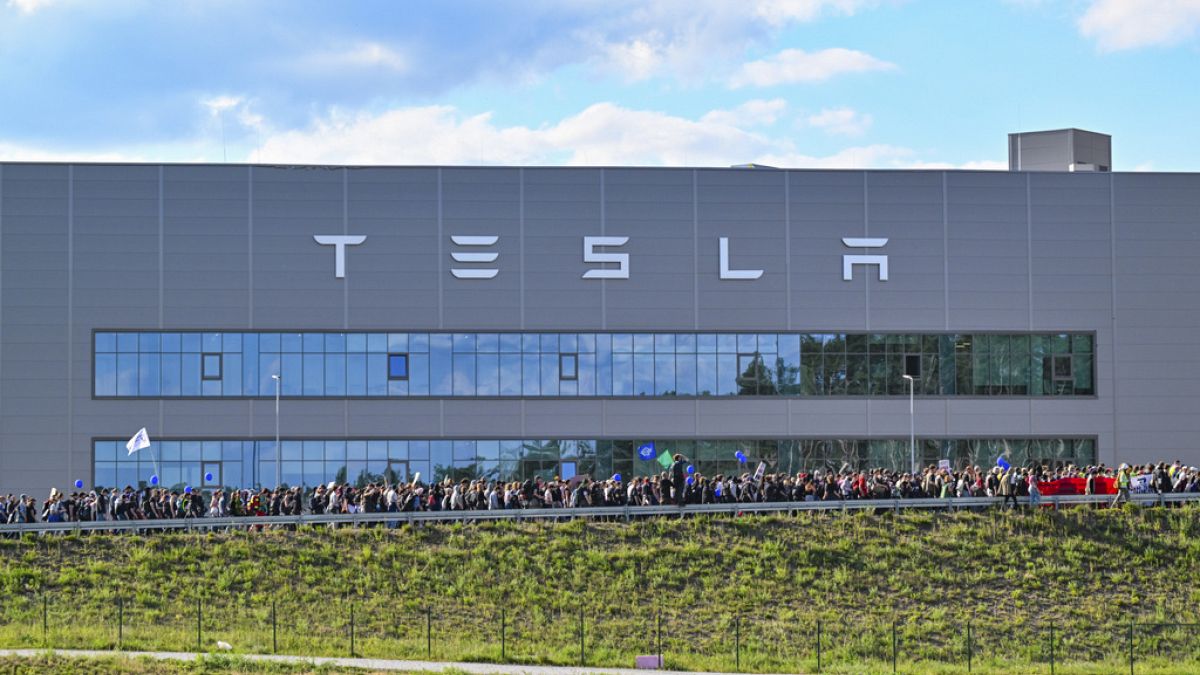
74, 479, 84, 489
638, 443, 656, 460
149, 475, 159, 486
686, 465, 695, 475
715, 485, 722, 497
997, 457, 1011, 471
184, 486, 192, 494
612, 473, 622, 482
204, 472, 214, 482
686, 476, 694, 485
735, 451, 748, 463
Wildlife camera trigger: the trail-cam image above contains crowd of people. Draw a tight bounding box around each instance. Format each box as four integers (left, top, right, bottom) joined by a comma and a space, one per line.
3, 456, 1198, 525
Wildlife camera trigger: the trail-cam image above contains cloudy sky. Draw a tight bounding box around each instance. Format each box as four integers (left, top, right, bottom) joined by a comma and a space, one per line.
1, 0, 1197, 169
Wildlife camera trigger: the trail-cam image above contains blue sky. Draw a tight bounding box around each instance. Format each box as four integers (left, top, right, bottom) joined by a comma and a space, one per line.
1, 0, 1198, 169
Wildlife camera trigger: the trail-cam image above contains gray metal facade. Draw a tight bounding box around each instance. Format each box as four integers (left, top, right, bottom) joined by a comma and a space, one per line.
0, 163, 1197, 496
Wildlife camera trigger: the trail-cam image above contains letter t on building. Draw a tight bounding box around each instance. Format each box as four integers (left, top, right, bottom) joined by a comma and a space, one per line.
314, 235, 368, 279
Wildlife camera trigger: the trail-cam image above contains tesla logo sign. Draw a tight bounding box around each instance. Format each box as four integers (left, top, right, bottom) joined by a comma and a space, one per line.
315, 234, 889, 282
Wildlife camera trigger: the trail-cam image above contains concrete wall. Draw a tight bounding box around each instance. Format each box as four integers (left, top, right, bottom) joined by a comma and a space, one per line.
1, 163, 1197, 495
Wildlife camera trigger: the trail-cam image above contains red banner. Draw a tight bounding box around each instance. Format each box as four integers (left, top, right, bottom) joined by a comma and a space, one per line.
1036, 476, 1116, 496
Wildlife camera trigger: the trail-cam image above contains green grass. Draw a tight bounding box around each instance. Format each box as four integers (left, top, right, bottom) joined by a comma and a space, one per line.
1, 505, 1199, 673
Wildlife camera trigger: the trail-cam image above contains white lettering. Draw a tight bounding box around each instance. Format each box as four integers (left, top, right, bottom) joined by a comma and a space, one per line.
582, 236, 630, 279
313, 235, 367, 279
450, 235, 500, 279
841, 237, 889, 281
719, 237, 763, 280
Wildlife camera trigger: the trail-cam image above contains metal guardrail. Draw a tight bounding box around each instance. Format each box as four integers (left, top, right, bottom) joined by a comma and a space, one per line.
2, 491, 1197, 535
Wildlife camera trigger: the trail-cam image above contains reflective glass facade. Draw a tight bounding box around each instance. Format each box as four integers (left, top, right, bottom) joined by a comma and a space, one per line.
94, 331, 1095, 398
93, 437, 1097, 491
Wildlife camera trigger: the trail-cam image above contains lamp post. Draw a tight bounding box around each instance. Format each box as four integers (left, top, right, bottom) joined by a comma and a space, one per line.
902, 374, 915, 474
272, 374, 281, 489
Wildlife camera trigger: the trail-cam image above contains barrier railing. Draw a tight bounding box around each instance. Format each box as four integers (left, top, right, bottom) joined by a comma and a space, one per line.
2, 491, 1196, 535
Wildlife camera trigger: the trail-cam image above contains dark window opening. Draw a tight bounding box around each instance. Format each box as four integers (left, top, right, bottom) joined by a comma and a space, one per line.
903, 353, 922, 379
201, 353, 222, 380
560, 353, 578, 380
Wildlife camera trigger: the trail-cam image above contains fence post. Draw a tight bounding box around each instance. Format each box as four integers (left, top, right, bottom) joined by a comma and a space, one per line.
117, 597, 123, 650
892, 620, 898, 674
1128, 619, 1134, 675
578, 606, 585, 666
1049, 624, 1055, 675
271, 599, 277, 654
657, 611, 663, 668
501, 607, 506, 662
196, 596, 202, 652
349, 604, 355, 657
735, 615, 741, 672
816, 619, 822, 673
966, 620, 972, 673
42, 595, 48, 648
426, 606, 432, 659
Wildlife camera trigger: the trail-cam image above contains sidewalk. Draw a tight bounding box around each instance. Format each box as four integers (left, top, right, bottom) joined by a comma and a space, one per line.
0, 649, 800, 675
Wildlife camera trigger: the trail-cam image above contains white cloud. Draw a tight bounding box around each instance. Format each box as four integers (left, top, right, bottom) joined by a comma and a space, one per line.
805, 107, 873, 136
5, 0, 57, 14
0, 142, 145, 162
248, 101, 929, 169
729, 48, 896, 87
1079, 0, 1200, 51
752, 0, 881, 25
902, 159, 1008, 171
200, 95, 267, 133
701, 99, 789, 126
292, 41, 409, 75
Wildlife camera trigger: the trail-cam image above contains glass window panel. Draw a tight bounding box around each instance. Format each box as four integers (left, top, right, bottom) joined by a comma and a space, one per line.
321, 333, 344, 353
407, 353, 429, 395
366, 333, 387, 353
256, 333, 279, 353
202, 441, 221, 461
117, 353, 138, 396
453, 333, 475, 352
560, 353, 578, 379
674, 333, 696, 352
522, 334, 539, 353
201, 378, 221, 396
324, 353, 346, 396
697, 334, 717, 353
430, 334, 452, 395
757, 334, 777, 353
560, 333, 577, 353
203, 332, 222, 351
476, 333, 498, 352
409, 333, 428, 353
221, 354, 242, 395
181, 352, 201, 395
612, 353, 633, 395
540, 354, 559, 394
222, 333, 242, 352
633, 334, 653, 353
477, 353, 499, 395
539, 334, 557, 353
302, 354, 324, 395
222, 441, 244, 462
654, 354, 675, 395
1051, 334, 1070, 354
499, 333, 522, 352
597, 333, 614, 393
454, 353, 477, 395
279, 333, 302, 352
346, 354, 367, 395
387, 353, 409, 380
346, 440, 367, 461
302, 333, 323, 352
180, 441, 201, 461
367, 354, 387, 395
499, 354, 522, 395
94, 440, 119, 462
386, 333, 410, 352
1072, 334, 1093, 354
846, 354, 868, 395
117, 333, 138, 352
242, 340, 258, 396
95, 354, 117, 396
654, 333, 675, 353
522, 353, 541, 395
138, 333, 160, 353
697, 354, 717, 395
717, 334, 736, 353
633, 354, 654, 395
577, 354, 595, 395
612, 333, 633, 353
577, 333, 595, 353
258, 354, 280, 394
826, 354, 849, 395
202, 353, 222, 379
1073, 355, 1094, 394
157, 440, 180, 462
717, 354, 737, 395
280, 356, 302, 396
346, 333, 366, 353
179, 333, 201, 352
737, 334, 756, 353
95, 332, 117, 352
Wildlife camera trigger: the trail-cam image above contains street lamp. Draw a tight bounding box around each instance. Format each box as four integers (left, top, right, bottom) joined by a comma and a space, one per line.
271, 373, 281, 489
902, 374, 916, 475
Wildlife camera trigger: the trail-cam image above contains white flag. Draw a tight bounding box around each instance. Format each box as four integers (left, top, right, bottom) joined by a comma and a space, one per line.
126, 428, 151, 455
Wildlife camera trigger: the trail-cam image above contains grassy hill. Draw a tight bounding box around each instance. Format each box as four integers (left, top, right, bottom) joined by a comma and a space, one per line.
1, 506, 1199, 673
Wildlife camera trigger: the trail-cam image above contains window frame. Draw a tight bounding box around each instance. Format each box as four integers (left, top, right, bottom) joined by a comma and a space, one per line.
201, 353, 223, 381
559, 352, 578, 381
388, 353, 410, 381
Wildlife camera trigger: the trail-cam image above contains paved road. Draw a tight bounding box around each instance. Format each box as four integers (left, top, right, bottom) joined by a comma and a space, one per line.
0, 649, 799, 675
